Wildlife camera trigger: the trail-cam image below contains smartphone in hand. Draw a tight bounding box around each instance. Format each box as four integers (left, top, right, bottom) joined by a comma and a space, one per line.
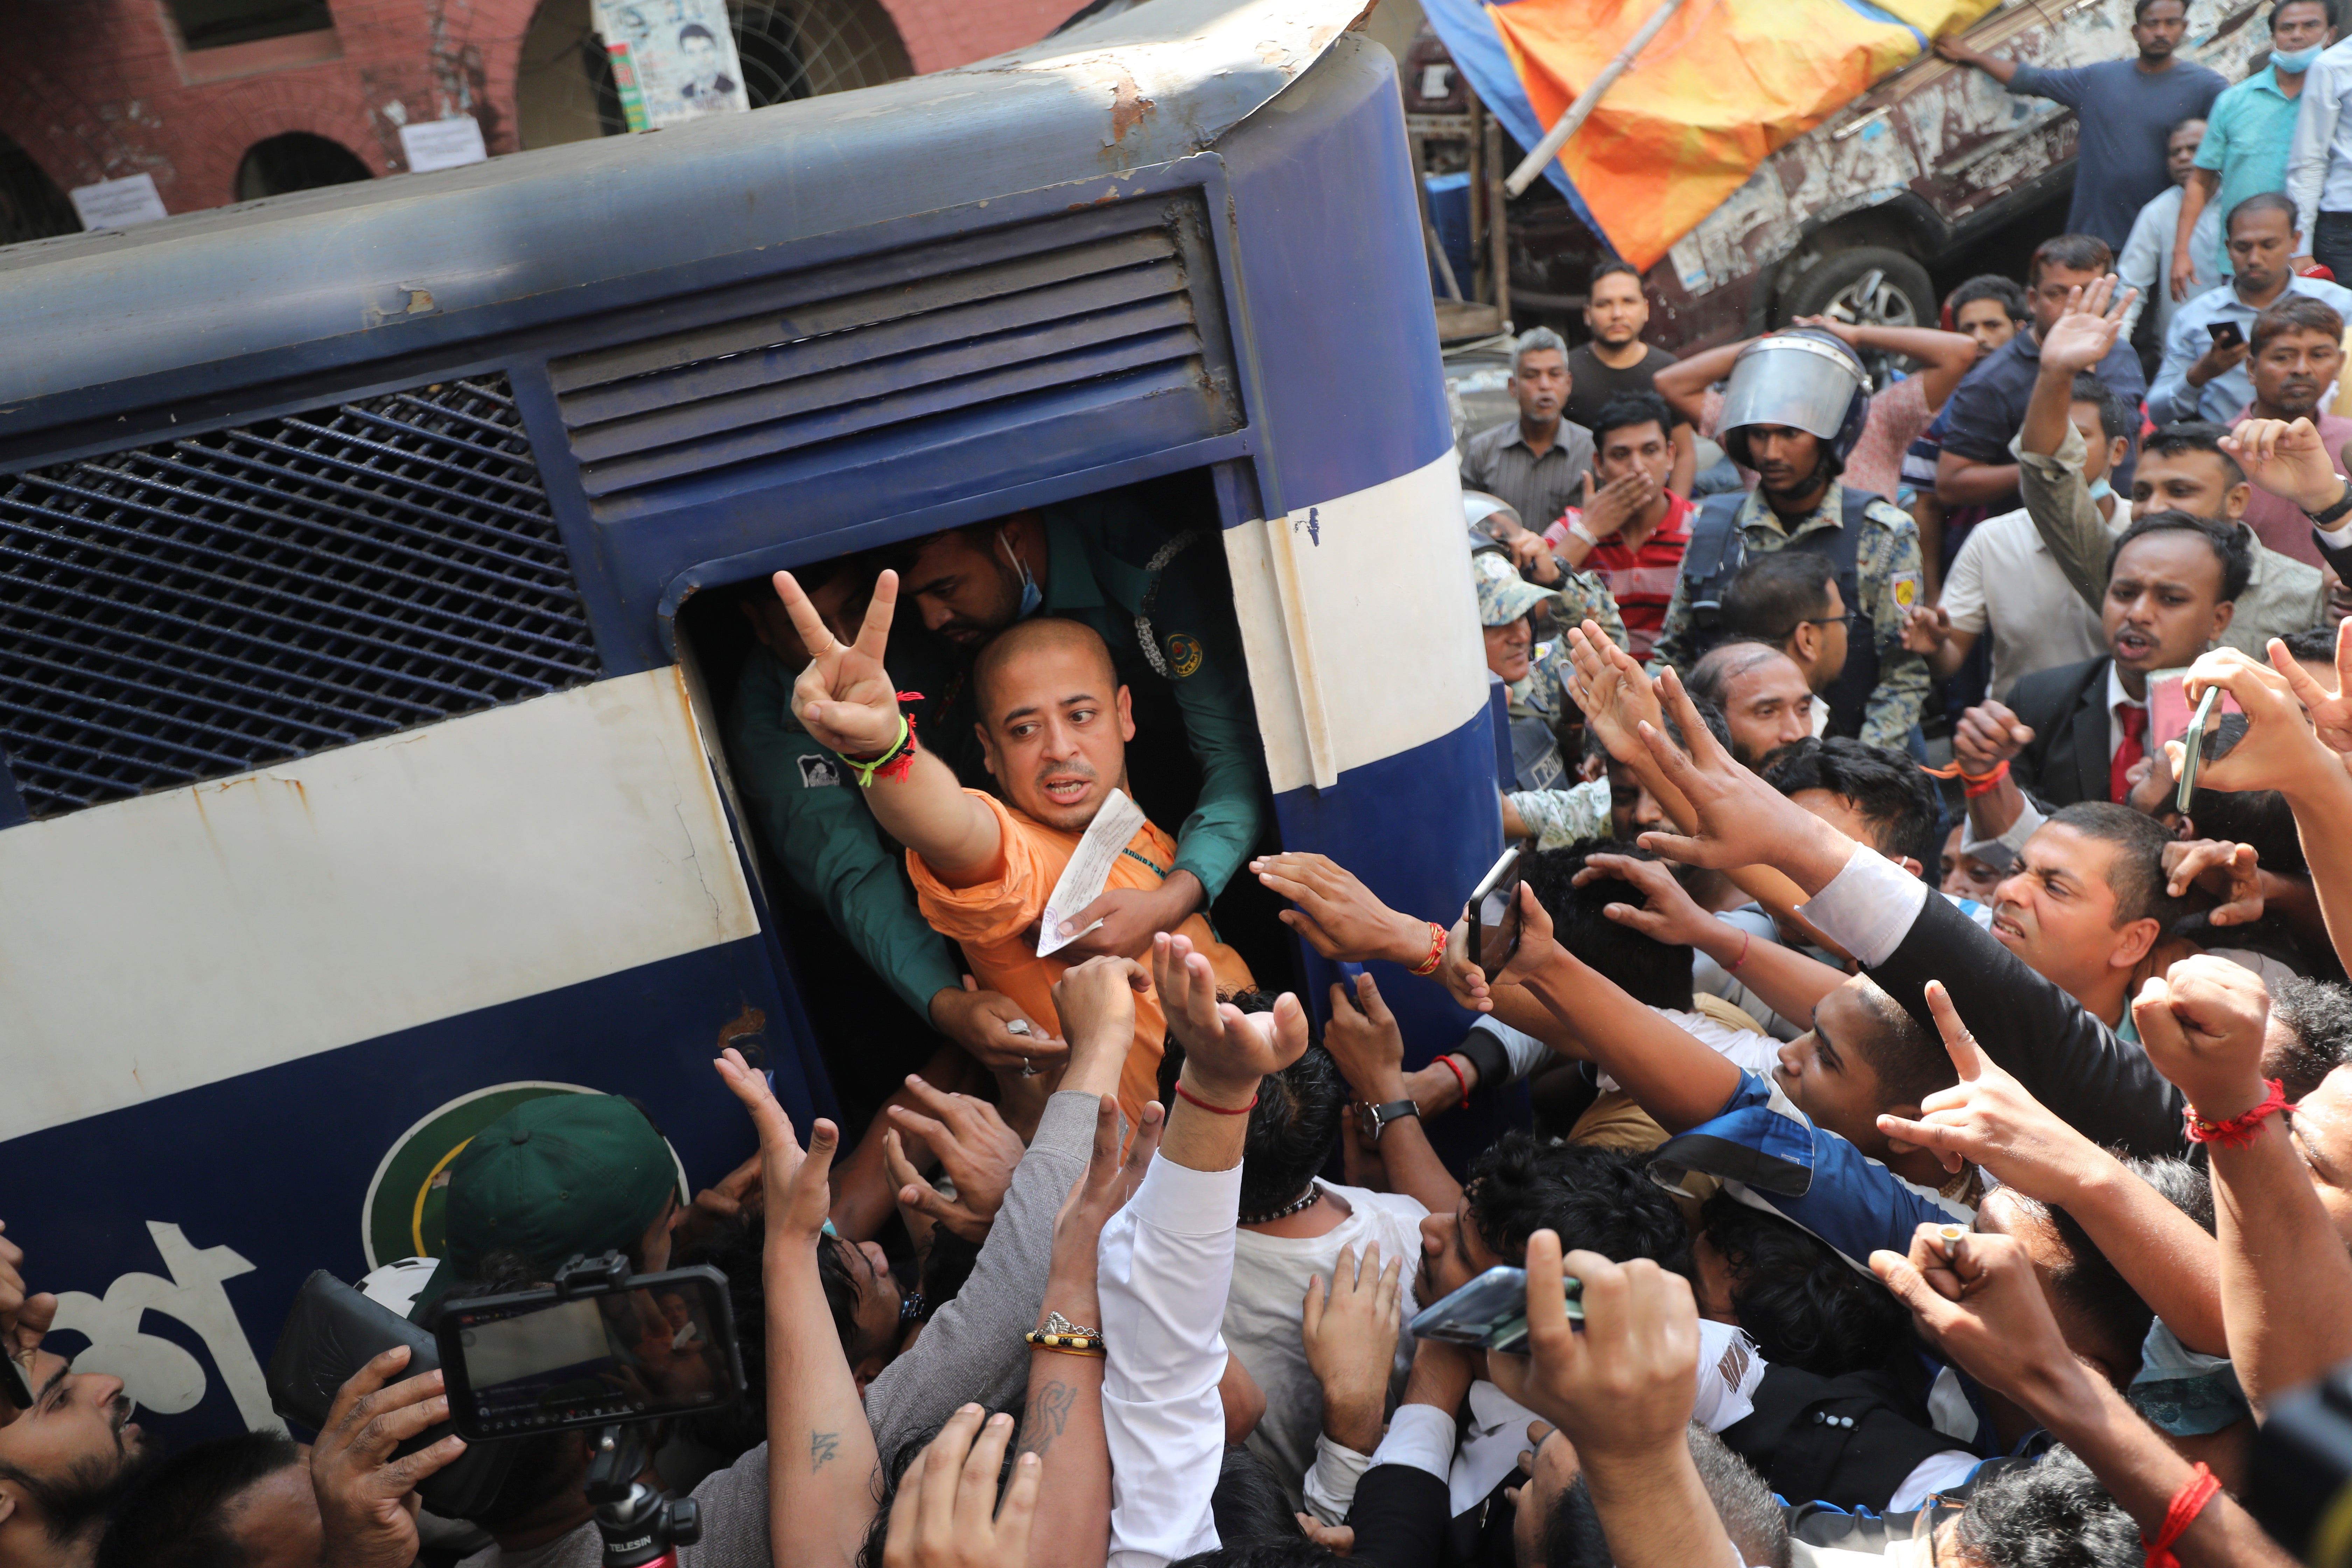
1408, 1265, 1583, 1354
1466, 845, 1524, 974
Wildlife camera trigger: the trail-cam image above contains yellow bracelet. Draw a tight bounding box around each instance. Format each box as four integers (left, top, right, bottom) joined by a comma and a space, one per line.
1028, 1339, 1106, 1358
1023, 1330, 1106, 1353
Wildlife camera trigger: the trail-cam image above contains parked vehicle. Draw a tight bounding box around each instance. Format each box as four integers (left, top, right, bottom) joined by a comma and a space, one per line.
0, 0, 1499, 1446
1408, 0, 2270, 346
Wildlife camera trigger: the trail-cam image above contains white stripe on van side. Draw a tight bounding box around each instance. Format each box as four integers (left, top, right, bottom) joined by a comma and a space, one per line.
0, 668, 759, 1143
1224, 450, 1488, 793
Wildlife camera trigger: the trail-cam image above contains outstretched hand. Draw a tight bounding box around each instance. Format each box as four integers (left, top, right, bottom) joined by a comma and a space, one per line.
2163, 839, 2263, 927
781, 567, 904, 757
1628, 668, 1840, 879
882, 1406, 1039, 1568
1574, 853, 1717, 949
1486, 1234, 1699, 1465
1874, 981, 2101, 1191
1250, 852, 1429, 966
2037, 276, 2136, 377
1152, 932, 1308, 1094
2272, 620, 2352, 757
2174, 647, 2340, 798
1561, 622, 1665, 766
2222, 417, 2348, 516
1870, 1226, 2085, 1415
714, 1047, 838, 1244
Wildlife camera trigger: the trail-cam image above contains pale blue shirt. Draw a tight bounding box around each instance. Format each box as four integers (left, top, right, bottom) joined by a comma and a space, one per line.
2149, 272, 2352, 423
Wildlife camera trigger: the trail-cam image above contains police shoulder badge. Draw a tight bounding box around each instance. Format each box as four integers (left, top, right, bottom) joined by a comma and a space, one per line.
798, 754, 843, 788
1890, 572, 1920, 612
1164, 632, 1204, 678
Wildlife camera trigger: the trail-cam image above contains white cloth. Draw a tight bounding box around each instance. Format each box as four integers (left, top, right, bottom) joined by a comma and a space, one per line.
2105, 663, 2147, 765
2117, 183, 2220, 343
1797, 843, 1930, 969
1939, 506, 2113, 701
1694, 906, 1808, 1040
1366, 1400, 1457, 1480
357, 1256, 437, 1317
1100, 1155, 1243, 1568
1594, 1006, 1781, 1093
2290, 36, 2352, 239
1227, 1181, 1429, 1510
2321, 514, 2352, 553
1886, 1450, 1984, 1513
1468, 1017, 1555, 1087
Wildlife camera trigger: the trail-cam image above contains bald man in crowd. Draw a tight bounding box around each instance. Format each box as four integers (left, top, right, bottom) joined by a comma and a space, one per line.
772, 567, 1252, 1126
1684, 640, 1821, 766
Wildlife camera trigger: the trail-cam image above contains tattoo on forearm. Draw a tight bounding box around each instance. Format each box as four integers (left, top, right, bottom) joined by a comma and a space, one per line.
811, 1429, 841, 1471
1016, 1380, 1077, 1458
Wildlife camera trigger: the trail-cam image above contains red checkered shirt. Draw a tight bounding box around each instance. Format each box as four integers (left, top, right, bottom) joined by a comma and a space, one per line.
1544, 492, 1694, 660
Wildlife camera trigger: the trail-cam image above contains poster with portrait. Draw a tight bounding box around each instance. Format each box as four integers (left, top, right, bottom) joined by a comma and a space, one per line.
591, 0, 751, 130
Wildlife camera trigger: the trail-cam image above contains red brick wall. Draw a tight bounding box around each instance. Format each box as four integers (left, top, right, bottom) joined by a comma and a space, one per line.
0, 0, 1075, 220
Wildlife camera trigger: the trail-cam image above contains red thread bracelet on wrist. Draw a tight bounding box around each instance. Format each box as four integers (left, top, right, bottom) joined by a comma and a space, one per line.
2142, 1462, 2220, 1568
1437, 1055, 1470, 1110
1408, 920, 1446, 977
2182, 1080, 2288, 1148
1174, 1081, 1258, 1115
1962, 759, 2010, 799
1726, 929, 1752, 974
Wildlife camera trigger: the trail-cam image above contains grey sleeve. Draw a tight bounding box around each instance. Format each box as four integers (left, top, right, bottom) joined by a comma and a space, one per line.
862, 1090, 1098, 1462
682, 1444, 778, 1568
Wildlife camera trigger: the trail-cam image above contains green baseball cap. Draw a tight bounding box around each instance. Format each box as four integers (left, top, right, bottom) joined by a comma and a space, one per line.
409, 1094, 679, 1319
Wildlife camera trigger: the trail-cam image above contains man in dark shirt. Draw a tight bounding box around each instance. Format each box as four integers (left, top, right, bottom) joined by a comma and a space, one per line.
1562, 260, 1695, 494
1460, 325, 1595, 530
1938, 0, 2225, 249
1935, 234, 2149, 515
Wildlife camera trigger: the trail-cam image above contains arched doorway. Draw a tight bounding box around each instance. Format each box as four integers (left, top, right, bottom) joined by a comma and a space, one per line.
235, 132, 372, 201
515, 0, 911, 149
0, 132, 78, 246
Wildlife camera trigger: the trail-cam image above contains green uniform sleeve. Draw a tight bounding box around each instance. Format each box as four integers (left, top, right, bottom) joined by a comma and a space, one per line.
1508, 776, 1614, 850
728, 649, 961, 1022
1552, 570, 1627, 653
1147, 558, 1269, 902
1858, 504, 1930, 750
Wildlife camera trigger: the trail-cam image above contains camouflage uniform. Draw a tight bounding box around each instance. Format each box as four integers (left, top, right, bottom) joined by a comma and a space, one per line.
1648, 481, 1928, 751
1472, 551, 1627, 796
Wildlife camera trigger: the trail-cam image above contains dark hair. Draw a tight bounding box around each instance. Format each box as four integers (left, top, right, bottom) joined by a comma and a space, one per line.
1543, 1478, 1613, 1568
1950, 273, 2030, 324
1171, 1543, 1340, 1568
1700, 1193, 1913, 1379
2169, 114, 2209, 138
1465, 1133, 1694, 1277
2252, 293, 2346, 354
1589, 390, 1675, 450
2030, 234, 2116, 287
1688, 1426, 1793, 1568
1849, 978, 1956, 1111
2229, 191, 2301, 239
817, 1232, 866, 1358
2274, 0, 2339, 28
674, 1217, 768, 1460
2046, 802, 2189, 932
1998, 1193, 2155, 1378
1722, 552, 1838, 645
2107, 510, 2253, 602
2266, 977, 2352, 1098
90, 1434, 299, 1568
2141, 421, 2249, 489
1959, 1447, 2138, 1568
1589, 257, 1644, 292
442, 1255, 591, 1529
1520, 842, 1696, 1010
2121, 1154, 2216, 1235
1208, 1446, 1304, 1547
2069, 373, 2137, 451
2282, 625, 2341, 662
1158, 1010, 1348, 1214
2178, 714, 2306, 875
2133, 0, 2186, 18
1762, 737, 1941, 876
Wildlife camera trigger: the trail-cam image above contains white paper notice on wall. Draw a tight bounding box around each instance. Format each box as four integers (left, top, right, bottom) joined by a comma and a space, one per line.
69, 174, 168, 231
1034, 788, 1147, 958
399, 117, 489, 174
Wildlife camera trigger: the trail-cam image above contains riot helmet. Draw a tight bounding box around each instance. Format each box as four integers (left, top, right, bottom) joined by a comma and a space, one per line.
1716, 328, 1872, 476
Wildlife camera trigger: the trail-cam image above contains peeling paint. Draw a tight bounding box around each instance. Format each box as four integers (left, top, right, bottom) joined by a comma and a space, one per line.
1086, 59, 1158, 144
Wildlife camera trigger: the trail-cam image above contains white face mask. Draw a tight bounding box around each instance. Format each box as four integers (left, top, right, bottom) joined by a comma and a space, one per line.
1001, 531, 1042, 619
2087, 477, 2116, 504
2276, 42, 2325, 72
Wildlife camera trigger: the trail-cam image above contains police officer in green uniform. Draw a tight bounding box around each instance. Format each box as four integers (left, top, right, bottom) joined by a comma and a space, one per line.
1650, 329, 1930, 752
896, 492, 1270, 957
727, 558, 1055, 1088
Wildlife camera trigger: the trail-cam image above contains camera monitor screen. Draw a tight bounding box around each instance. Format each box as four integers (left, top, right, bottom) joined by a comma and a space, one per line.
439, 1270, 737, 1441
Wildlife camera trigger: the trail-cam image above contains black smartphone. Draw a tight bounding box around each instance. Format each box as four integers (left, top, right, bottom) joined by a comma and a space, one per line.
2208, 320, 2245, 350
1466, 844, 1524, 974
436, 1266, 741, 1441
1406, 1265, 1584, 1354
267, 1271, 517, 1518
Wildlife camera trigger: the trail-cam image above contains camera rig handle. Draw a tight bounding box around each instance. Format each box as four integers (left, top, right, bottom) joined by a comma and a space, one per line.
587, 1422, 702, 1568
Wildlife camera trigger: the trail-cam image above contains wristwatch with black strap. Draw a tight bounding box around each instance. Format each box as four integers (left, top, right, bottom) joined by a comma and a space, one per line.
1357, 1098, 1421, 1142
2304, 478, 2352, 528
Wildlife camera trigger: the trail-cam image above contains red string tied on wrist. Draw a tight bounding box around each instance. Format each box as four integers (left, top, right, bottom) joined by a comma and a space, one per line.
1726, 929, 1752, 974
1437, 1055, 1470, 1110
1408, 921, 1446, 978
2142, 1462, 2220, 1568
2182, 1080, 2288, 1149
1922, 758, 2011, 798
1174, 1082, 1258, 1115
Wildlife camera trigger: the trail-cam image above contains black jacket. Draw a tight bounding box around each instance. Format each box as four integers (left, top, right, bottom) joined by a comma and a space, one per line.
2005, 654, 2115, 807
1867, 883, 2188, 1157
1342, 1463, 1452, 1568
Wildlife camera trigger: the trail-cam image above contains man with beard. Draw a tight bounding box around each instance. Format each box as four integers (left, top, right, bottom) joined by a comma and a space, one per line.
0, 1227, 146, 1568
1652, 329, 1931, 751
774, 568, 1252, 1127
2232, 294, 2352, 565
892, 494, 1266, 962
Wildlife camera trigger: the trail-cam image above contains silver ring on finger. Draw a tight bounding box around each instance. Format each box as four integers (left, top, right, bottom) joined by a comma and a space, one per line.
1020, 1057, 1039, 1077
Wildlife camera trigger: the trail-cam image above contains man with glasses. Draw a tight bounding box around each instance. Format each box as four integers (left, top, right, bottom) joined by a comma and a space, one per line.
1719, 552, 1850, 742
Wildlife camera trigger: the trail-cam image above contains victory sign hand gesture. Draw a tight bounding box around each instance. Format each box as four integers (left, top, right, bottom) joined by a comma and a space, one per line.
780, 566, 904, 756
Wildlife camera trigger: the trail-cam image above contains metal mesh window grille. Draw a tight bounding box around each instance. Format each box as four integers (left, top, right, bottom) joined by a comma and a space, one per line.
0, 374, 602, 819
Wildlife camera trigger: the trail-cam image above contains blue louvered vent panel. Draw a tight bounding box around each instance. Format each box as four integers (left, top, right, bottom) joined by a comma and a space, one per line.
0, 374, 601, 818
549, 190, 1243, 511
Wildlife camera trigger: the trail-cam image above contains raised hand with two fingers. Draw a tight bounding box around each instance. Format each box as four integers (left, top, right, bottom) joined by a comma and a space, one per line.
1874, 981, 2106, 1189
713, 1046, 839, 1244
778, 566, 906, 758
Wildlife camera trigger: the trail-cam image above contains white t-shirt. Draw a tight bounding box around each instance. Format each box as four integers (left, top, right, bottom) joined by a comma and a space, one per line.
1225, 1180, 1430, 1504
1938, 505, 2111, 701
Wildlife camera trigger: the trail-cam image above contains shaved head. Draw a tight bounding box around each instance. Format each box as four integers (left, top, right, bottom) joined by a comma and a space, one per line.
974, 617, 1120, 722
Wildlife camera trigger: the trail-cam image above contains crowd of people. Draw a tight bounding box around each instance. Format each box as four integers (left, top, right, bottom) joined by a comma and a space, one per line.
14, 4, 2352, 1567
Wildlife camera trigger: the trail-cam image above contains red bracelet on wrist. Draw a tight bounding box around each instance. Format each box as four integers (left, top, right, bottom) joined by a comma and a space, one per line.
2182, 1079, 2288, 1148
1436, 1055, 1470, 1110
2142, 1462, 2220, 1568
1407, 921, 1446, 977
1726, 929, 1752, 974
1174, 1081, 1258, 1115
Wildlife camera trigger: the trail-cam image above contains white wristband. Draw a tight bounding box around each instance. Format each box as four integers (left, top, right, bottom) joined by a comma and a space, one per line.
1568, 520, 1601, 550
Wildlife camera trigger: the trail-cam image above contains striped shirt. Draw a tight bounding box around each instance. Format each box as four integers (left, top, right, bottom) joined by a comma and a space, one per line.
1545, 492, 1693, 658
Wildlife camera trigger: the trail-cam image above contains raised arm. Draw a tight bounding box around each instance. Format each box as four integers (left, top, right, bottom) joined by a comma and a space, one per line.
1933, 33, 2022, 87
2136, 954, 2352, 1410
1575, 852, 1844, 1027
1652, 339, 1749, 430
712, 1048, 875, 1568
1797, 315, 1980, 413
776, 568, 1001, 884
2173, 169, 2220, 306
2017, 277, 2138, 607
1321, 972, 1464, 1217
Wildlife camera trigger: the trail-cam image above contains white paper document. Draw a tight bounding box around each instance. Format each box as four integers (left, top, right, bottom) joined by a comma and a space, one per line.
1035, 788, 1148, 958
